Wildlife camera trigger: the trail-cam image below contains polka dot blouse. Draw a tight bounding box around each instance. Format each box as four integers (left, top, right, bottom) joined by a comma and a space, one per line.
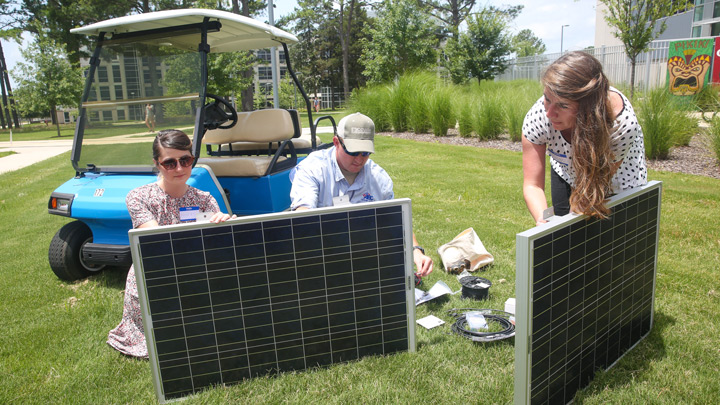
522, 87, 647, 193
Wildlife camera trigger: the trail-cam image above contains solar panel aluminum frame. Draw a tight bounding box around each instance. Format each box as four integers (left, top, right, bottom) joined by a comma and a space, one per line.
514, 180, 662, 404
128, 198, 416, 403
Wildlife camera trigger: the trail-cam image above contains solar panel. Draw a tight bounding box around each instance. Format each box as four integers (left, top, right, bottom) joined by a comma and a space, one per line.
129, 199, 416, 403
514, 181, 662, 404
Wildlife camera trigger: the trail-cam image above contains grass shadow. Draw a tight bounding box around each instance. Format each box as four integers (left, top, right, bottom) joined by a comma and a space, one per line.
93, 266, 131, 289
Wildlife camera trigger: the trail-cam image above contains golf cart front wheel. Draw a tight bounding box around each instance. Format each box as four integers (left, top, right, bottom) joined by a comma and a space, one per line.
48, 221, 106, 281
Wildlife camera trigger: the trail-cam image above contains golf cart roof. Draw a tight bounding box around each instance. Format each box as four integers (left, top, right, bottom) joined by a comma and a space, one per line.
70, 9, 297, 52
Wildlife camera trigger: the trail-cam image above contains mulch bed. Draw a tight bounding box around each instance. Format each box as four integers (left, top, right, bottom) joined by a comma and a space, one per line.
377, 129, 720, 179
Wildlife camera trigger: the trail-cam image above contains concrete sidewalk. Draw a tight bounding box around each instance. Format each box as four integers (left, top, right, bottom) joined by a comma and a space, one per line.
0, 139, 73, 175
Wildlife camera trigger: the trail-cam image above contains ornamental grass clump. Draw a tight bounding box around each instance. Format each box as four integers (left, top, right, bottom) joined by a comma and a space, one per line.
693, 84, 720, 122
456, 96, 475, 137
428, 87, 455, 136
349, 86, 391, 132
637, 88, 690, 160
504, 97, 526, 142
503, 80, 541, 142
404, 73, 435, 134
474, 94, 505, 140
386, 78, 413, 132
708, 116, 720, 163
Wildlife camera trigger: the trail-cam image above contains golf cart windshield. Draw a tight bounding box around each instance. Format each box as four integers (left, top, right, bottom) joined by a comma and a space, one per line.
69, 9, 304, 174
76, 34, 201, 171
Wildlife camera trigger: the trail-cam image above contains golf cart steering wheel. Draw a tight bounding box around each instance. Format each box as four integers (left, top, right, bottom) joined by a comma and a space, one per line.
203, 93, 238, 130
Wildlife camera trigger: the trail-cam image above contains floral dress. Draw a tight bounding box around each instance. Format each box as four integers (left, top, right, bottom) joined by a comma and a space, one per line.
107, 182, 219, 358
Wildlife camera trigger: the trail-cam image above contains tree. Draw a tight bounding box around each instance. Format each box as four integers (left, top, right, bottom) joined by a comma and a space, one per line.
20, 0, 139, 67
1, 0, 23, 128
417, 0, 476, 38
600, 0, 691, 98
281, 0, 371, 103
11, 32, 83, 137
360, 0, 439, 84
512, 29, 546, 57
235, 0, 265, 111
444, 6, 516, 83
207, 51, 256, 99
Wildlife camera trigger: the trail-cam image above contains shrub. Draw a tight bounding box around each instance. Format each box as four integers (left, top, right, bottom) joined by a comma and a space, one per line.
457, 98, 475, 137
637, 88, 692, 160
349, 86, 391, 132
708, 117, 720, 163
428, 87, 454, 136
672, 109, 698, 147
408, 95, 431, 134
386, 78, 413, 132
693, 84, 720, 122
504, 99, 526, 142
474, 94, 505, 140
504, 80, 541, 142
405, 73, 435, 134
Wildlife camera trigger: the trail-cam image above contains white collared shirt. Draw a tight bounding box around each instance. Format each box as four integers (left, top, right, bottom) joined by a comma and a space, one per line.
290, 146, 394, 209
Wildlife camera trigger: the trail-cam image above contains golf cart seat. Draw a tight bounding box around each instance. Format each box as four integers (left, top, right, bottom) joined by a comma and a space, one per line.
198, 109, 299, 177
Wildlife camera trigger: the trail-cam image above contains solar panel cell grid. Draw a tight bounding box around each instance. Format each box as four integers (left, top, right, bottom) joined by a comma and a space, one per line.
515, 182, 661, 405
130, 200, 414, 402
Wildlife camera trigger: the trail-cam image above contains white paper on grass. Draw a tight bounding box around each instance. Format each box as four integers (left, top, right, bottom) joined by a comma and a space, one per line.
416, 315, 445, 329
414, 280, 459, 306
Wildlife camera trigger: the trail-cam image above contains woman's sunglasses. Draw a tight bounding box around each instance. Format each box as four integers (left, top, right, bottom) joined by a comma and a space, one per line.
338, 137, 371, 157
158, 155, 194, 170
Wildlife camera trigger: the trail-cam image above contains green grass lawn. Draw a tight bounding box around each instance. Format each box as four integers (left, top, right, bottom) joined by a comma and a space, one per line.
0, 136, 718, 404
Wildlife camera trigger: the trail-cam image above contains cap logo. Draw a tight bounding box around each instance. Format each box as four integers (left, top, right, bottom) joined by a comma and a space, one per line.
351, 127, 372, 134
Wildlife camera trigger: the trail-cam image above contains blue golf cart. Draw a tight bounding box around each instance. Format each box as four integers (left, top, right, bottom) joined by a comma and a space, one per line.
47, 9, 331, 280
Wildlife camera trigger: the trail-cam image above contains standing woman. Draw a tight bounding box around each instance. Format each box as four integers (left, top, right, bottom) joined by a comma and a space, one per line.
107, 129, 234, 358
522, 51, 647, 226
145, 103, 155, 132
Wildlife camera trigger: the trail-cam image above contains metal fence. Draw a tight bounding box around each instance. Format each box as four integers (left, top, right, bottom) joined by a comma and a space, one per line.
496, 40, 672, 91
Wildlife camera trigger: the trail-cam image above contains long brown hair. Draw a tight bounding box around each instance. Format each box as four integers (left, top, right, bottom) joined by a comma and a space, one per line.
542, 51, 615, 218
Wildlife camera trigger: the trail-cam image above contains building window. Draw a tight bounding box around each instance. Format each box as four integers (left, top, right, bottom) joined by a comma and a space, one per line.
99, 86, 111, 101
259, 82, 273, 94
97, 66, 108, 82
112, 65, 121, 82
693, 25, 703, 37
694, 4, 705, 21
117, 109, 125, 120
258, 66, 272, 80
712, 22, 720, 36
114, 85, 123, 99
102, 110, 113, 121
257, 49, 271, 63
279, 50, 286, 63
694, 0, 705, 5
714, 1, 720, 18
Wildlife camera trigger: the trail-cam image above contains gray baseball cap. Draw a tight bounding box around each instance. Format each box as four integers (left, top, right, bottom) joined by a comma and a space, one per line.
337, 112, 375, 153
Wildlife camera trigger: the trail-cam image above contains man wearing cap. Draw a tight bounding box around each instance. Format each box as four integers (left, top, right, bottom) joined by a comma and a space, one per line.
290, 112, 434, 277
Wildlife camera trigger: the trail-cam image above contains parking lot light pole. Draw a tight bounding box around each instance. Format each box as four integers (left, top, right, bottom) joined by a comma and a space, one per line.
561, 24, 569, 55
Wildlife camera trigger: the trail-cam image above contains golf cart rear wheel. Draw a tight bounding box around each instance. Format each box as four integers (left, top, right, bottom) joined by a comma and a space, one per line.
48, 221, 106, 281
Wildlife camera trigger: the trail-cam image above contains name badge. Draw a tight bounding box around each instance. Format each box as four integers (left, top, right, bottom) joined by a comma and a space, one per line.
333, 194, 350, 206
179, 206, 200, 222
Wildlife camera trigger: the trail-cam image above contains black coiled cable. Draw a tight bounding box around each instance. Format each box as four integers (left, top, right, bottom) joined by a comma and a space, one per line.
447, 308, 516, 343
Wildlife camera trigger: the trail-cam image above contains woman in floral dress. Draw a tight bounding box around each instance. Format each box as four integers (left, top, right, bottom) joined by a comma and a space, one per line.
107, 129, 234, 358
